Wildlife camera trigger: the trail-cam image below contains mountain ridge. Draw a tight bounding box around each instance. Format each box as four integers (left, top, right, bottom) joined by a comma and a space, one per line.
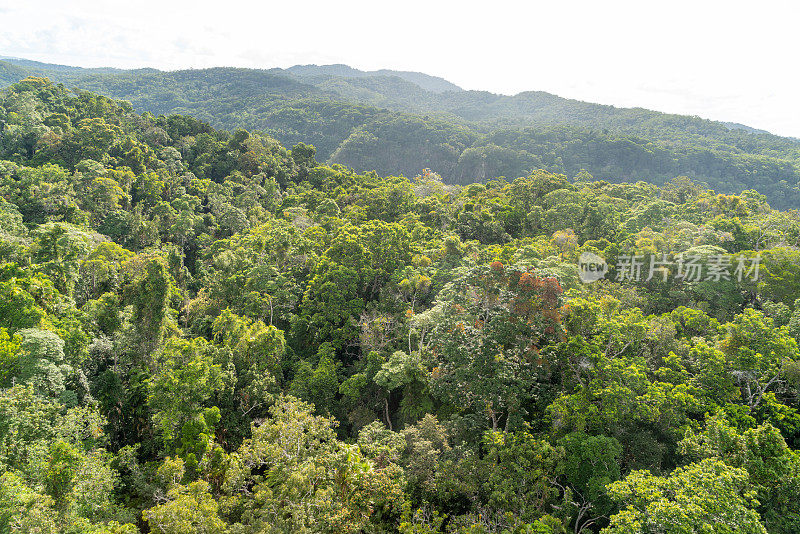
287, 63, 463, 93
1, 56, 800, 208
2, 56, 790, 139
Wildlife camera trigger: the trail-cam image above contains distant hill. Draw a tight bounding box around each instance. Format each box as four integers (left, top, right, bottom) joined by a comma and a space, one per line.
287, 63, 463, 93
721, 121, 771, 135
1, 57, 800, 208
0, 56, 124, 85
0, 60, 33, 87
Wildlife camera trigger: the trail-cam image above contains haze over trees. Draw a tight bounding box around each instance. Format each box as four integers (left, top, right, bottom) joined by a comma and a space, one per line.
0, 76, 799, 533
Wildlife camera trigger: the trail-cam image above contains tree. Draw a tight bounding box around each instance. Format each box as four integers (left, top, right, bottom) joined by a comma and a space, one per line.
0, 472, 58, 533
721, 308, 798, 409
145, 480, 228, 534
604, 459, 766, 534
480, 430, 564, 527
30, 222, 97, 296
16, 328, 71, 399
44, 440, 83, 508
75, 241, 134, 305
124, 255, 171, 364
556, 432, 622, 533
680, 416, 800, 533
224, 396, 406, 533
291, 142, 317, 172
426, 262, 565, 433
0, 328, 21, 387
374, 350, 429, 428
148, 337, 222, 453
211, 308, 285, 419
547, 340, 700, 470
0, 275, 50, 331
300, 220, 411, 351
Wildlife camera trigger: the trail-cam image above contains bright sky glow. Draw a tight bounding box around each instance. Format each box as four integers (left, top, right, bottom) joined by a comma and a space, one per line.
1, 0, 798, 137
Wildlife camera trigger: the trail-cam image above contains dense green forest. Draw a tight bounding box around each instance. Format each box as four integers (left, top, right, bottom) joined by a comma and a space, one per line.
2, 58, 800, 209
1, 77, 800, 533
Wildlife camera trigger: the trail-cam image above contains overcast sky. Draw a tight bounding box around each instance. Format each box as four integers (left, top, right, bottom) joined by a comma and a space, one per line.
1, 0, 798, 137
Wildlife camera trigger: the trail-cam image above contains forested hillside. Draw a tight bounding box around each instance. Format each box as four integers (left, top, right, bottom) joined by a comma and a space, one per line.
2, 58, 800, 209
1, 77, 800, 533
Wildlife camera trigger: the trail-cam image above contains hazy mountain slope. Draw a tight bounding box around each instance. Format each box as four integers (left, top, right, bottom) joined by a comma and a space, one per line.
0, 60, 32, 87
280, 65, 800, 161
58, 67, 328, 115
3, 57, 796, 159
1, 57, 799, 207
287, 63, 463, 93
288, 73, 439, 111
0, 56, 122, 75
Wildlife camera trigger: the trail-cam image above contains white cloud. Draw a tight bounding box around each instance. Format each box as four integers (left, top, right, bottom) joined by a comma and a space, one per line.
1, 0, 798, 137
